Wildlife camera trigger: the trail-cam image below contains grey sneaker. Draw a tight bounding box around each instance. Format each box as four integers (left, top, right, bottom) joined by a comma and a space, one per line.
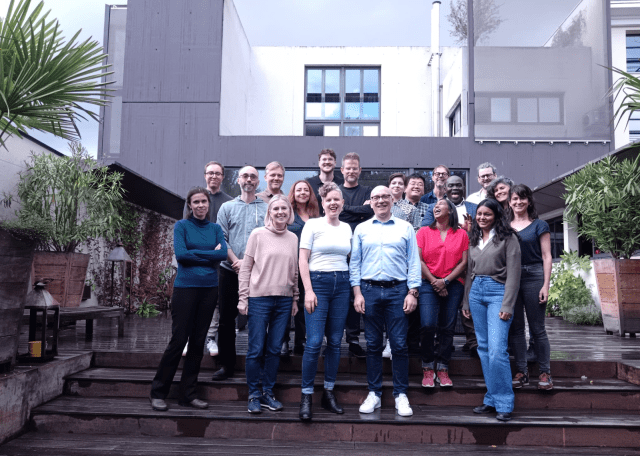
247, 397, 261, 414
259, 393, 283, 411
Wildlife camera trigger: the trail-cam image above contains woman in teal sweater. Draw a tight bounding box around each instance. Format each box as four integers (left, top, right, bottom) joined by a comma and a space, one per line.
150, 187, 227, 412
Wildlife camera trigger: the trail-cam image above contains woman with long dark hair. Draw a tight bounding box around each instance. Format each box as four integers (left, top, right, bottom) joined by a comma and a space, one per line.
298, 182, 352, 421
509, 184, 553, 390
281, 180, 321, 356
462, 199, 521, 421
417, 199, 468, 388
238, 195, 299, 414
149, 187, 227, 411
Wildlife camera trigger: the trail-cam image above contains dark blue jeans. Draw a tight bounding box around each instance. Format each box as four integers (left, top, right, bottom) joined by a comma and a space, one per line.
469, 276, 514, 414
361, 280, 409, 397
419, 279, 465, 370
512, 263, 551, 374
301, 271, 351, 394
245, 296, 293, 399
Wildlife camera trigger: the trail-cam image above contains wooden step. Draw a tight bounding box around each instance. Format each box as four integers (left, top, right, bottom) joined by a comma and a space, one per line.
4, 433, 640, 456
90, 350, 620, 379
5, 433, 640, 455
65, 367, 640, 411
30, 396, 640, 448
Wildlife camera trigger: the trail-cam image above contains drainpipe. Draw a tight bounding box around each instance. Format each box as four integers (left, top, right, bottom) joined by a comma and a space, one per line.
431, 0, 441, 137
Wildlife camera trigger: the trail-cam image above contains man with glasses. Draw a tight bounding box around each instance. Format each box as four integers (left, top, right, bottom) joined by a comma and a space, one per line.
350, 186, 421, 417
212, 166, 267, 381
307, 148, 344, 216
420, 165, 450, 205
339, 152, 374, 359
181, 162, 232, 357
257, 161, 286, 203
467, 163, 497, 204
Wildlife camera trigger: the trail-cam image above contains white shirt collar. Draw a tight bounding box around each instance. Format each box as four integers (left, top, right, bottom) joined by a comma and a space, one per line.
478, 228, 496, 250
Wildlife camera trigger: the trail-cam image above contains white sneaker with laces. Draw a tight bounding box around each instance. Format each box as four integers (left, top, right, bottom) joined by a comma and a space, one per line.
382, 340, 392, 359
182, 342, 188, 356
359, 392, 381, 414
207, 339, 219, 356
395, 393, 413, 417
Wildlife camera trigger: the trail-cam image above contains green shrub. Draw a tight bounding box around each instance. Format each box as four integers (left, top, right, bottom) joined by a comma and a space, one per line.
564, 305, 603, 326
547, 250, 594, 318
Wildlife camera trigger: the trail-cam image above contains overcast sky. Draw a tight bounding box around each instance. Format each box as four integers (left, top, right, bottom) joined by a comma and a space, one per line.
0, 0, 581, 156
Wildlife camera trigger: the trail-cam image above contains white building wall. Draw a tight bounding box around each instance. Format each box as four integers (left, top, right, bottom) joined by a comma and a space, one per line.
0, 135, 62, 221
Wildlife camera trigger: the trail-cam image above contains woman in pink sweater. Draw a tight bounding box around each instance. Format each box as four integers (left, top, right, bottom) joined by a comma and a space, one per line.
238, 195, 299, 414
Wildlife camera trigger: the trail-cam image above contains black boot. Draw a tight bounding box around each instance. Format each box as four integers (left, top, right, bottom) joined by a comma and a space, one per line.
321, 389, 343, 414
299, 393, 312, 421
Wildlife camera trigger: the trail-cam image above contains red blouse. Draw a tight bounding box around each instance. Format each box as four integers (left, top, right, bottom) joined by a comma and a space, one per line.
416, 226, 469, 284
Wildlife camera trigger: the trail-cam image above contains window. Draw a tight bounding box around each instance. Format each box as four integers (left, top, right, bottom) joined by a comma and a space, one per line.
476, 93, 563, 125
449, 102, 462, 137
630, 111, 640, 141
305, 67, 380, 136
546, 216, 564, 260
627, 34, 640, 73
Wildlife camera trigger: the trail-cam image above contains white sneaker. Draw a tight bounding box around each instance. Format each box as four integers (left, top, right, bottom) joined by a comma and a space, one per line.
207, 339, 219, 356
182, 342, 188, 356
395, 393, 413, 417
382, 340, 392, 359
359, 392, 381, 414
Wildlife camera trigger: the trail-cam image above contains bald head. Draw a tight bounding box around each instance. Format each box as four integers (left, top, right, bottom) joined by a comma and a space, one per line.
370, 185, 393, 221
238, 166, 259, 195
445, 175, 465, 205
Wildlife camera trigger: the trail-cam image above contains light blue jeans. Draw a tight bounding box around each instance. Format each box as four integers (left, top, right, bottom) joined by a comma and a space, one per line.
468, 276, 514, 414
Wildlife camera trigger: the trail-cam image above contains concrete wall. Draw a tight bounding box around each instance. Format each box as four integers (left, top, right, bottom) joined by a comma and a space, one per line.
0, 135, 63, 221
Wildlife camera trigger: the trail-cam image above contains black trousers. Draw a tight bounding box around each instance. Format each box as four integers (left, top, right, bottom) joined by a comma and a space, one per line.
283, 276, 306, 347
218, 266, 239, 371
150, 286, 218, 401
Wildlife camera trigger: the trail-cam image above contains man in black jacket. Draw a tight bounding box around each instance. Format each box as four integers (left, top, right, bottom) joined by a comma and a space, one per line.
339, 152, 373, 358
306, 148, 344, 215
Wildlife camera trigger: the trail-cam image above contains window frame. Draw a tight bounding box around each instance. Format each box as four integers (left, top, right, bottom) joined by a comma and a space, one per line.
304, 66, 381, 137
626, 33, 640, 74
475, 92, 564, 126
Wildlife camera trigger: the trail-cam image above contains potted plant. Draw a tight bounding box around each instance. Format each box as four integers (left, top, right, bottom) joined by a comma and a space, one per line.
0, 217, 49, 371
13, 142, 125, 306
563, 154, 640, 336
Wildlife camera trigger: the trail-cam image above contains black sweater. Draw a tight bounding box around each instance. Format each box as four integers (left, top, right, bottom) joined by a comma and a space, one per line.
339, 184, 374, 232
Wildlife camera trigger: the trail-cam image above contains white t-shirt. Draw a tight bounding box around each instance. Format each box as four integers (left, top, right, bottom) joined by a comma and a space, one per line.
300, 217, 352, 272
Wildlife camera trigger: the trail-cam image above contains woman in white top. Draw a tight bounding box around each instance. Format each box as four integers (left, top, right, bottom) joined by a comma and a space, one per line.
298, 182, 353, 421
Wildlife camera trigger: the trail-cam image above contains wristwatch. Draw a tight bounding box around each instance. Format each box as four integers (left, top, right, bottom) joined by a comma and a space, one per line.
443, 278, 450, 286
407, 289, 419, 298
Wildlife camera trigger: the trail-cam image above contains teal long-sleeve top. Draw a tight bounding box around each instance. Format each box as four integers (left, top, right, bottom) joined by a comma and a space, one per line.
173, 216, 227, 288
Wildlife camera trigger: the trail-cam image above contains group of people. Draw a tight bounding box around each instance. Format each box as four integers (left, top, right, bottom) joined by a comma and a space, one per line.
148, 151, 553, 423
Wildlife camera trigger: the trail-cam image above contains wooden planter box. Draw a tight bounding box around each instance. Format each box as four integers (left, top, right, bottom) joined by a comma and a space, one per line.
32, 252, 90, 308
0, 230, 36, 371
593, 258, 640, 337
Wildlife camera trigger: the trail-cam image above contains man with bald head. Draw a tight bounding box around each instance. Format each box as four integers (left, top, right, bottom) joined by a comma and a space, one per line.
420, 175, 477, 229
213, 166, 267, 381
349, 186, 421, 417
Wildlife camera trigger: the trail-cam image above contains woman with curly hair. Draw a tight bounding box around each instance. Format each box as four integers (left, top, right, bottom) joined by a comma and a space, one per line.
462, 198, 521, 422
486, 176, 514, 212
281, 180, 321, 356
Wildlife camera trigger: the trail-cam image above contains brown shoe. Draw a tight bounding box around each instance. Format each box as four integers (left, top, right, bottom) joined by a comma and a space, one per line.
538, 372, 553, 390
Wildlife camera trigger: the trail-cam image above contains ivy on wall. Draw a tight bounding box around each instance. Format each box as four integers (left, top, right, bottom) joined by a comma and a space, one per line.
87, 202, 176, 312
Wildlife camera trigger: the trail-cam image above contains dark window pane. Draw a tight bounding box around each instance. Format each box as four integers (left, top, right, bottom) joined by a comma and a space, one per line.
325, 93, 340, 103
306, 93, 321, 103
345, 93, 360, 103
414, 169, 467, 194
305, 124, 324, 136
363, 93, 379, 103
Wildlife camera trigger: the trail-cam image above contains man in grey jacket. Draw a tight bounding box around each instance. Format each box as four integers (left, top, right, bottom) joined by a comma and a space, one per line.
212, 166, 267, 381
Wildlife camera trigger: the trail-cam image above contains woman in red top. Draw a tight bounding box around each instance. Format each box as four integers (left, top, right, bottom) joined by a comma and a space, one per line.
416, 199, 469, 388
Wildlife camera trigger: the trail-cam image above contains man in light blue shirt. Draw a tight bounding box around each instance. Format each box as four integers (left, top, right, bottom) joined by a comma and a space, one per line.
349, 186, 421, 417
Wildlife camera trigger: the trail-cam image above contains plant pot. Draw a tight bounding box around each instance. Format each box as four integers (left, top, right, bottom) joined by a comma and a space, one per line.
0, 230, 36, 371
593, 258, 640, 337
32, 252, 90, 308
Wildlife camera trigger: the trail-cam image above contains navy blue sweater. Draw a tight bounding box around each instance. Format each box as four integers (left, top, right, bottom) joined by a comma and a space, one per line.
173, 216, 227, 288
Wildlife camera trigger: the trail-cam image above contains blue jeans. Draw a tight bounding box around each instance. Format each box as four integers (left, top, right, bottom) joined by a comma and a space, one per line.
512, 263, 551, 374
245, 296, 293, 399
419, 279, 464, 370
469, 276, 514, 413
361, 280, 409, 397
301, 271, 351, 395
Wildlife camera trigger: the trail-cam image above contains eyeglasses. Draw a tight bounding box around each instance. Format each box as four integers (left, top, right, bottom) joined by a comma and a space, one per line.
433, 172, 449, 178
205, 171, 223, 177
240, 173, 259, 180
478, 174, 495, 180
370, 194, 392, 201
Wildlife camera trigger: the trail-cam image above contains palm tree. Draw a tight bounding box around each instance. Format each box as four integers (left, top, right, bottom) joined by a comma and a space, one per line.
0, 0, 112, 146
